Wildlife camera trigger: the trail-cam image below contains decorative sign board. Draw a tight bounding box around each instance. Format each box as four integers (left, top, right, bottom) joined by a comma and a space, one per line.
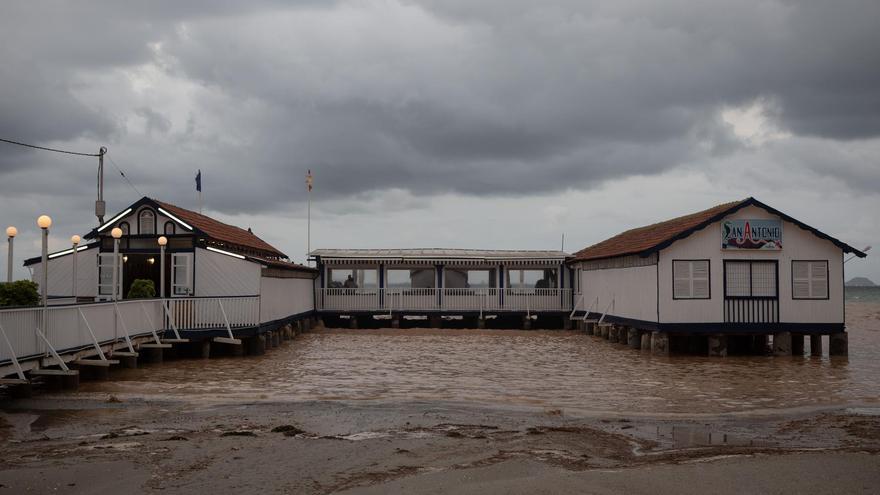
721, 219, 782, 250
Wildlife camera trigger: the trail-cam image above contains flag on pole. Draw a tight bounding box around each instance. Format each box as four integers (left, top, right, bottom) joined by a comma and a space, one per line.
195, 170, 202, 192
306, 169, 313, 192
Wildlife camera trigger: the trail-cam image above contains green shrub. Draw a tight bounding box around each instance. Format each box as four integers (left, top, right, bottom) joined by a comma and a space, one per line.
127, 279, 156, 299
0, 280, 40, 307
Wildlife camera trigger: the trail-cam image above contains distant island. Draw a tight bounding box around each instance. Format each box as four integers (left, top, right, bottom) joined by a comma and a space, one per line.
846, 277, 877, 287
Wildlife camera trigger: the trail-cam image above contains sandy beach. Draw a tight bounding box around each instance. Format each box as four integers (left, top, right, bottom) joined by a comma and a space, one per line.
1, 302, 879, 494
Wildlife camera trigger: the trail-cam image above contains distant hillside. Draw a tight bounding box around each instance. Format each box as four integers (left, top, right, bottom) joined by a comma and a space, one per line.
846, 277, 877, 287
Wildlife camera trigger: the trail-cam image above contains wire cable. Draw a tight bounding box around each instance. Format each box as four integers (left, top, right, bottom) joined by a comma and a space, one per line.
106, 154, 144, 197
0, 137, 102, 157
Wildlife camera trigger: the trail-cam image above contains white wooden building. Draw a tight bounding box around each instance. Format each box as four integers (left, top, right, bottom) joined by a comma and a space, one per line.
569, 198, 866, 354
24, 197, 316, 335
310, 248, 572, 318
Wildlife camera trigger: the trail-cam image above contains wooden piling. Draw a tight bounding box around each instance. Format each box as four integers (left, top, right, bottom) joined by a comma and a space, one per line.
810, 334, 823, 357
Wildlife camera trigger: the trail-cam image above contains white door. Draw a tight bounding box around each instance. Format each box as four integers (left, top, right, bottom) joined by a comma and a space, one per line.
97, 253, 122, 300
171, 253, 194, 297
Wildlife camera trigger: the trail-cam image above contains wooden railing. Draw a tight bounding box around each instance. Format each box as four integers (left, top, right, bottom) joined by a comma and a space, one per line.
316, 288, 572, 312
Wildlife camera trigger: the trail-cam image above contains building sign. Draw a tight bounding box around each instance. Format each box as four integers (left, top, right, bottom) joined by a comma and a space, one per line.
722, 219, 782, 250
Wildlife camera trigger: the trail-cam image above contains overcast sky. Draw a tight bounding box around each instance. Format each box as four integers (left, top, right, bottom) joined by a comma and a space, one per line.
1, 0, 878, 280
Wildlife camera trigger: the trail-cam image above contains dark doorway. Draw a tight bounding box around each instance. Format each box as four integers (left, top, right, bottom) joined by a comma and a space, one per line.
122, 253, 161, 298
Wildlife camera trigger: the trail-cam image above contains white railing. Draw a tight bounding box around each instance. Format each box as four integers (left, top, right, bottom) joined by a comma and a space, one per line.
315, 288, 572, 312
165, 296, 260, 331
0, 299, 165, 371
0, 296, 266, 376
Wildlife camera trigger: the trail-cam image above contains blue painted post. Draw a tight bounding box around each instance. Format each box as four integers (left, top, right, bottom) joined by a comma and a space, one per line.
436, 264, 443, 309
379, 263, 385, 308
499, 264, 505, 309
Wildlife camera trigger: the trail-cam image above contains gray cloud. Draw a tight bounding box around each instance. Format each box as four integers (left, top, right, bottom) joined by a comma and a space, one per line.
0, 0, 878, 280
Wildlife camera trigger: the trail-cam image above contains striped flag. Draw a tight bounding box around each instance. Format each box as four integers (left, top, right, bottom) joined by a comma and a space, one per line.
195, 170, 202, 192
306, 169, 313, 192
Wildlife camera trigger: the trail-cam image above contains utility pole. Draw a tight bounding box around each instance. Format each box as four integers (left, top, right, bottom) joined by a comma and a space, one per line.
96, 147, 107, 225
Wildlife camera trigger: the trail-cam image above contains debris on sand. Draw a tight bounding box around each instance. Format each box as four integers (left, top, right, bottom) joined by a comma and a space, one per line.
221, 430, 257, 437
162, 435, 189, 441
106, 395, 122, 403
272, 425, 306, 436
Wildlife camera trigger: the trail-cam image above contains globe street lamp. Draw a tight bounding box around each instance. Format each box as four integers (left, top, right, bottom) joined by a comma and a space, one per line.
71, 235, 81, 300
5, 226, 16, 283
158, 236, 167, 298
37, 216, 52, 306
111, 227, 123, 301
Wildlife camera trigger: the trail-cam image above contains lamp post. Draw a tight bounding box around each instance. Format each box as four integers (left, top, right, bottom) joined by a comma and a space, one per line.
37, 216, 52, 306
71, 235, 81, 300
158, 236, 167, 298
5, 226, 16, 283
111, 227, 122, 301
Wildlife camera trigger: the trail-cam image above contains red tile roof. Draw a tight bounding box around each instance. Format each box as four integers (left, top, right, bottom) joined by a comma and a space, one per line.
572, 199, 748, 261
246, 254, 317, 273
154, 199, 287, 259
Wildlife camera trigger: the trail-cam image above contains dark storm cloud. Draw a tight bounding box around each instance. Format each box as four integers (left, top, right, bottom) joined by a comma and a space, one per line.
0, 0, 879, 218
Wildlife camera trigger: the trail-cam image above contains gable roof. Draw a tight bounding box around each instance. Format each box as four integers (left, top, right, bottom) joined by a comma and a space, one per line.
153, 199, 286, 258
85, 197, 287, 259
572, 197, 867, 262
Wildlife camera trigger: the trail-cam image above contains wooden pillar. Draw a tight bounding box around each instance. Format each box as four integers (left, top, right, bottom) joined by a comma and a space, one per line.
791, 334, 805, 356
772, 332, 792, 356
640, 331, 651, 351
651, 331, 669, 356
829, 332, 848, 356
708, 334, 727, 357
608, 325, 619, 343
810, 334, 823, 357
627, 328, 640, 349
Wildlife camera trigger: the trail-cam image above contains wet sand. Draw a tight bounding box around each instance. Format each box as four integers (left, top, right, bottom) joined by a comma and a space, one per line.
1, 302, 879, 493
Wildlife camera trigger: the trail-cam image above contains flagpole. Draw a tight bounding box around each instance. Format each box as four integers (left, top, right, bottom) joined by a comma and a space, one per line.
306, 170, 313, 266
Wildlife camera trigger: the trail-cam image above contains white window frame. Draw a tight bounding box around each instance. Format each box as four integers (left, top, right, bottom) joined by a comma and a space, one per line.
97, 253, 123, 300
171, 252, 194, 297
673, 260, 710, 299
792, 260, 829, 300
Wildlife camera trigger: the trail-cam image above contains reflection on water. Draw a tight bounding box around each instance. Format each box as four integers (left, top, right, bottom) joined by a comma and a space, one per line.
78, 303, 880, 415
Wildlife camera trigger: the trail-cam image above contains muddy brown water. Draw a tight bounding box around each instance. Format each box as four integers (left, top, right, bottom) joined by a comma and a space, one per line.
73, 302, 880, 416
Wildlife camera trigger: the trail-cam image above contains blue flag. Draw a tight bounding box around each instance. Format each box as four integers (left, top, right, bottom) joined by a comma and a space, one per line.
195, 170, 202, 192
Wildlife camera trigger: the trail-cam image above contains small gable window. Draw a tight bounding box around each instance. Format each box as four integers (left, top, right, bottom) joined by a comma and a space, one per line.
164, 221, 176, 235
792, 261, 828, 299
673, 260, 710, 299
139, 209, 155, 235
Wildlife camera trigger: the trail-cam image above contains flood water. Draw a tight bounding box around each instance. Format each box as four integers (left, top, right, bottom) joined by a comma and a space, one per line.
78, 302, 880, 416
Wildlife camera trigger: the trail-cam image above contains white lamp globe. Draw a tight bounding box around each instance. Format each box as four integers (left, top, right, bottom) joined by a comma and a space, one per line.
111, 227, 123, 239
5, 226, 17, 238
157, 236, 168, 247
37, 215, 52, 229
71, 235, 81, 245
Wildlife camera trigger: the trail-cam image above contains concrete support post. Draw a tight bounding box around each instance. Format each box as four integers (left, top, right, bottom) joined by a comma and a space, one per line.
810, 334, 823, 357
198, 340, 211, 359
651, 331, 669, 356
295, 320, 304, 334
829, 332, 848, 356
563, 318, 572, 331
772, 332, 792, 356
708, 334, 728, 357
477, 317, 486, 329
585, 322, 594, 335
608, 326, 619, 343
391, 317, 400, 329
63, 373, 80, 390
142, 347, 163, 364
791, 334, 805, 356
522, 316, 532, 330
81, 365, 109, 381
430, 315, 442, 328
627, 328, 640, 349
348, 317, 358, 329
640, 331, 651, 351
119, 355, 138, 368
247, 335, 266, 356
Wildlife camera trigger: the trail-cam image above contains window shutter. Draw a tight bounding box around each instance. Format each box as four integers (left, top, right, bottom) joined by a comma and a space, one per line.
792, 260, 828, 299
725, 262, 751, 297
673, 261, 692, 298
692, 260, 710, 298
810, 262, 828, 298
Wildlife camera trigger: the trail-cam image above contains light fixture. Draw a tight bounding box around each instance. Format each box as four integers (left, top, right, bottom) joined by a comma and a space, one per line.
147, 257, 155, 265
5, 226, 16, 238
123, 255, 128, 263
111, 227, 123, 239
157, 236, 168, 247
71, 235, 81, 245
37, 215, 52, 229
